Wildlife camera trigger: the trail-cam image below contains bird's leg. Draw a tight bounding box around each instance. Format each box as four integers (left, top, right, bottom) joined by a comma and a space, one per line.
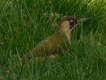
49, 54, 59, 59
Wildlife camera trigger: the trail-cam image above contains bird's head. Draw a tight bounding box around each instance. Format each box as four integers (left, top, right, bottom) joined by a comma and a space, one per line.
57, 16, 91, 43
58, 16, 91, 30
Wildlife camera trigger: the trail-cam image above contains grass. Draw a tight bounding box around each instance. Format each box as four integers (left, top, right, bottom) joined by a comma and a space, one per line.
0, 0, 106, 80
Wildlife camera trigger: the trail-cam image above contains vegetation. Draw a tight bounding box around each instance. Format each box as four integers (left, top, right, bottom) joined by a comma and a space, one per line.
0, 0, 106, 80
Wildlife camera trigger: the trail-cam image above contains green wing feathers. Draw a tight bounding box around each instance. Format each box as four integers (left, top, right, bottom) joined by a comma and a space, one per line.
28, 30, 68, 57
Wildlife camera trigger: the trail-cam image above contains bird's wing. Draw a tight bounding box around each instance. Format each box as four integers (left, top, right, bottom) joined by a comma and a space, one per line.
28, 32, 68, 57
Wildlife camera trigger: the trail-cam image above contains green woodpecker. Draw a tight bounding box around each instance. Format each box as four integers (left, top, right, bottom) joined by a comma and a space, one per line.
27, 16, 90, 58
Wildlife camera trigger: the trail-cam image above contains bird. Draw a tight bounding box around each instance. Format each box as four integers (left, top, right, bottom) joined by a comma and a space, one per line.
27, 16, 90, 59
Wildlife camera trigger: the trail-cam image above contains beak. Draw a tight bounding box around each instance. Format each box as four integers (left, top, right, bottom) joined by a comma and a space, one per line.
77, 18, 91, 22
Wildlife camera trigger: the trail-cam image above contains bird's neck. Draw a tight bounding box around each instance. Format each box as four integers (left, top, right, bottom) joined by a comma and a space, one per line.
56, 27, 71, 44
61, 28, 71, 44
58, 21, 71, 44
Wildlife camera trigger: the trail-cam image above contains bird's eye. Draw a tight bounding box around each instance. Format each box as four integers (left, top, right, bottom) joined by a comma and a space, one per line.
70, 19, 74, 23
